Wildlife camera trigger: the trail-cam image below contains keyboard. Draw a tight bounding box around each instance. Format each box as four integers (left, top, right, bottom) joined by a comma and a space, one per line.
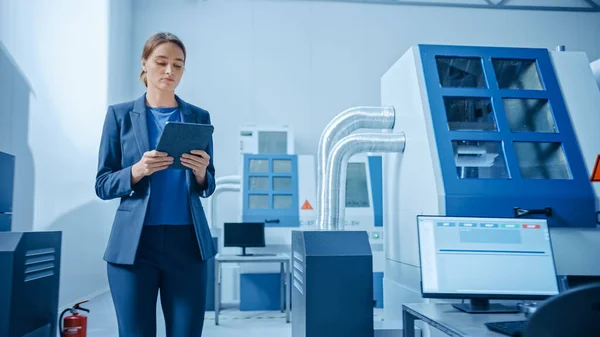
485, 320, 528, 336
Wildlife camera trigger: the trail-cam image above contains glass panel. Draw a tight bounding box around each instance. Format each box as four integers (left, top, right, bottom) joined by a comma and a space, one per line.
345, 162, 370, 208
249, 159, 269, 173
273, 177, 292, 191
492, 59, 543, 90
436, 57, 487, 88
249, 177, 269, 190
503, 99, 557, 133
259, 131, 287, 154
444, 97, 497, 131
273, 195, 293, 209
249, 194, 269, 209
514, 142, 571, 179
273, 159, 292, 173
452, 141, 509, 179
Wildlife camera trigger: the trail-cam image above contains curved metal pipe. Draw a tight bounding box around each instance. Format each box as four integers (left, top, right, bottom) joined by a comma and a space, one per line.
216, 175, 241, 185
210, 183, 241, 229
316, 106, 395, 230
318, 132, 406, 230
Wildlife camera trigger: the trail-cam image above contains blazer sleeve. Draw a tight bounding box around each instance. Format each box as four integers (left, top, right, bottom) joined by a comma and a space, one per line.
195, 112, 216, 198
95, 106, 134, 200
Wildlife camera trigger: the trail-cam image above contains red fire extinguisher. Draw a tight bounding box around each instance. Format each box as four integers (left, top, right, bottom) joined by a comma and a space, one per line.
59, 300, 90, 337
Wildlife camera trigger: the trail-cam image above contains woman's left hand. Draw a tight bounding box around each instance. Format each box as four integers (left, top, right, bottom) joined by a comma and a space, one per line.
181, 150, 210, 179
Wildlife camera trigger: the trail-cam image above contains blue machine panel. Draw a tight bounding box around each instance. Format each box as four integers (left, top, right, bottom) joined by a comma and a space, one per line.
0, 152, 15, 213
0, 214, 10, 232
240, 273, 281, 311
242, 154, 300, 227
367, 156, 384, 228
419, 45, 595, 227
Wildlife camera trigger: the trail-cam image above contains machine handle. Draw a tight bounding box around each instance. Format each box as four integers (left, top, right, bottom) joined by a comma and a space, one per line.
264, 219, 280, 224
514, 207, 552, 218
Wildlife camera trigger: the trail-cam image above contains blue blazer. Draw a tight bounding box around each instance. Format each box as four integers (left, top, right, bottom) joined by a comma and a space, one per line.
95, 93, 217, 265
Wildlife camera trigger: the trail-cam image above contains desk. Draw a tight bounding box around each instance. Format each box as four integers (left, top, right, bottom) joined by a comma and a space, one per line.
403, 303, 526, 337
214, 253, 290, 325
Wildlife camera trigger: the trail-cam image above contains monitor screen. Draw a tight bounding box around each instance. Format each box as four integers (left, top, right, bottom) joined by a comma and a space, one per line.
345, 162, 370, 208
224, 222, 266, 248
417, 215, 559, 300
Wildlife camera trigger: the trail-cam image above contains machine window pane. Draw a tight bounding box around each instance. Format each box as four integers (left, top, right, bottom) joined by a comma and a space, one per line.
492, 59, 543, 90
249, 194, 269, 209
503, 99, 557, 133
444, 97, 497, 131
273, 177, 292, 191
436, 57, 487, 88
273, 195, 293, 209
273, 159, 292, 173
452, 141, 510, 179
346, 162, 370, 207
258, 131, 287, 154
514, 142, 571, 179
249, 159, 269, 173
249, 176, 269, 190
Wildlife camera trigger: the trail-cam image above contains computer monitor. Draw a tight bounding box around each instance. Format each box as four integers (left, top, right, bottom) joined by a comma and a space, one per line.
223, 222, 265, 256
0, 231, 62, 337
417, 215, 559, 313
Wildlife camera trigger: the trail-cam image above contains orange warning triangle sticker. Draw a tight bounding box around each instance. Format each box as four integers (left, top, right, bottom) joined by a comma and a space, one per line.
591, 155, 600, 182
301, 200, 313, 210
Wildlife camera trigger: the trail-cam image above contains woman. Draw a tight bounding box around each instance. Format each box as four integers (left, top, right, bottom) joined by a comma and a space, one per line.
95, 32, 216, 337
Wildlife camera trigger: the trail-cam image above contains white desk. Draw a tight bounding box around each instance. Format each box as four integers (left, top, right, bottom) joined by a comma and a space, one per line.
214, 253, 291, 325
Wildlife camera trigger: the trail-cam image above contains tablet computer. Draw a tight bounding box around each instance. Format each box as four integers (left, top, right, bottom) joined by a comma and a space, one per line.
156, 122, 214, 170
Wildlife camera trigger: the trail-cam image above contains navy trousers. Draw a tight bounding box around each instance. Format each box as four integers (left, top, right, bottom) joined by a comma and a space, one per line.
107, 225, 207, 337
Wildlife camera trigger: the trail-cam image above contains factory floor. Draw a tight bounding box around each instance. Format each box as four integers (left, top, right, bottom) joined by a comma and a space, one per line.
84, 290, 385, 337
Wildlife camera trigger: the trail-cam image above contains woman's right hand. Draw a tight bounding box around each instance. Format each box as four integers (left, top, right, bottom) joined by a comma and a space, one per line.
131, 150, 174, 184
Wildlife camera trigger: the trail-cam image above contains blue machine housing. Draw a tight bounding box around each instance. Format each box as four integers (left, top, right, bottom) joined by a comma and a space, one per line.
242, 154, 300, 227
0, 231, 62, 337
292, 230, 374, 337
419, 45, 596, 227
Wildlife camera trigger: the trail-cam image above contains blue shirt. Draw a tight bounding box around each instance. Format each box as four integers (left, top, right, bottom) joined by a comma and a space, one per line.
144, 107, 194, 226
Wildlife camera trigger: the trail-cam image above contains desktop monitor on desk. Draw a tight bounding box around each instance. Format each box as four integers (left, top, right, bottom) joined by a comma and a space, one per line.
417, 215, 559, 313
224, 222, 265, 256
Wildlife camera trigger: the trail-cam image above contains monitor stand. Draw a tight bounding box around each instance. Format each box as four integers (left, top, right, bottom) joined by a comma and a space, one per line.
452, 299, 520, 314
237, 247, 254, 257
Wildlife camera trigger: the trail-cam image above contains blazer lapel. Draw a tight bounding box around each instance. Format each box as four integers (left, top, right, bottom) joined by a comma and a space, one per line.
130, 94, 150, 157
176, 95, 197, 123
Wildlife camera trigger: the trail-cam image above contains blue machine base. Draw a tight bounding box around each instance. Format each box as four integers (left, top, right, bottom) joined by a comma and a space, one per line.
240, 273, 282, 311
373, 272, 384, 309
240, 272, 383, 310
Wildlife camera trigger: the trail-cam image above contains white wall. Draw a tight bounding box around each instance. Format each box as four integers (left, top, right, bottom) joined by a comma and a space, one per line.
0, 0, 117, 307
109, 0, 134, 105
130, 0, 600, 225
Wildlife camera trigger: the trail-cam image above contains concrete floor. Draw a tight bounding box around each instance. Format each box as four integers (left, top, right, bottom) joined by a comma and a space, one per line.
84, 290, 385, 337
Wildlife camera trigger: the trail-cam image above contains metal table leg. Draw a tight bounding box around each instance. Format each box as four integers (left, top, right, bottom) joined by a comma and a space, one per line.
286, 260, 290, 323
403, 307, 416, 337
215, 259, 220, 325
280, 262, 285, 313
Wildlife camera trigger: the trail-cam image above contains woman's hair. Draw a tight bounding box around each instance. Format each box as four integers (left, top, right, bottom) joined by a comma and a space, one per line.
139, 32, 187, 87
